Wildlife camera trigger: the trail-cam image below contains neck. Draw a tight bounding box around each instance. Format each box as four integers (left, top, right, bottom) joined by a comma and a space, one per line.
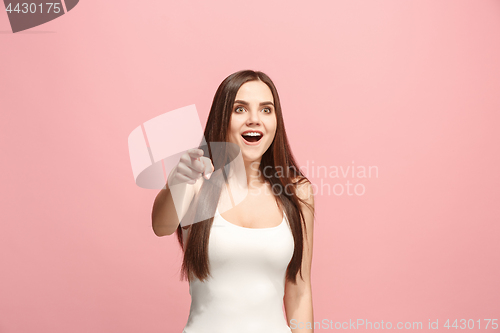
244, 158, 265, 189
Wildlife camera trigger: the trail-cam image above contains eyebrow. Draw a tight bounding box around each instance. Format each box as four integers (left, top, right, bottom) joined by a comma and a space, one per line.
233, 100, 274, 107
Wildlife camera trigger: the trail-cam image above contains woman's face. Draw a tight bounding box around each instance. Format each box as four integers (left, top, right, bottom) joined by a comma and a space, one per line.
227, 80, 277, 164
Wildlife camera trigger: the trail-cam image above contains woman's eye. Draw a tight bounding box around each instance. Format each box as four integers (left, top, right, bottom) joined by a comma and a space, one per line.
234, 106, 272, 113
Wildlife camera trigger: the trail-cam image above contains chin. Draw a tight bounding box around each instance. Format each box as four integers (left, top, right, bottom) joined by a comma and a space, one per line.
242, 154, 261, 162
241, 151, 263, 162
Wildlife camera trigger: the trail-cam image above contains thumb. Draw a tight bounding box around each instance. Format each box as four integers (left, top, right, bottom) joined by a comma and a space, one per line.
201, 157, 214, 179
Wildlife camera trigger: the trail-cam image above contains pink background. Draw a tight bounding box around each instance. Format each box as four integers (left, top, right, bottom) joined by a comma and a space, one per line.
1, 0, 499, 332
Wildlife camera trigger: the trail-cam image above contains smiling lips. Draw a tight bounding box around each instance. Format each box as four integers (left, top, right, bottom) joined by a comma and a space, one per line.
241, 130, 263, 145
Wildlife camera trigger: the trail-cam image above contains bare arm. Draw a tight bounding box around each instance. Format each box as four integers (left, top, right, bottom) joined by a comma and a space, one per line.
284, 180, 315, 332
151, 172, 196, 236
151, 149, 213, 237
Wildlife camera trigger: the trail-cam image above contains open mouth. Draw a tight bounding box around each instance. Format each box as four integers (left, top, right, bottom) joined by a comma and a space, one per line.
241, 132, 263, 143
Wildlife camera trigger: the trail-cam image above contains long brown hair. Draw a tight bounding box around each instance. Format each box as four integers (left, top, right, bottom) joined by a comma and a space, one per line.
175, 69, 313, 284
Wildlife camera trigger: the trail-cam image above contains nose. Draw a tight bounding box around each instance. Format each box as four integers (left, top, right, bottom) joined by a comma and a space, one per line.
246, 108, 261, 126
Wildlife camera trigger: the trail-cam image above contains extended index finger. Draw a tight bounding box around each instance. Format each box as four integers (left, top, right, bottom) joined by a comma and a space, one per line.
186, 148, 204, 159
186, 149, 205, 171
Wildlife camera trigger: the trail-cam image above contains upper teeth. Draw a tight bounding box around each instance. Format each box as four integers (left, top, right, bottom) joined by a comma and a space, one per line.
243, 132, 261, 136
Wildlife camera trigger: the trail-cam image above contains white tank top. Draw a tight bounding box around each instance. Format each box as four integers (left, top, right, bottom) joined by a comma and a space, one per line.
181, 205, 295, 333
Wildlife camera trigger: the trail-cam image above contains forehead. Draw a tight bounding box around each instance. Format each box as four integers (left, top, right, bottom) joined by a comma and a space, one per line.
234, 80, 274, 103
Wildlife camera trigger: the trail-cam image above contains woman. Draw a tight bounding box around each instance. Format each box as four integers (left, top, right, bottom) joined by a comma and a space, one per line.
151, 70, 315, 333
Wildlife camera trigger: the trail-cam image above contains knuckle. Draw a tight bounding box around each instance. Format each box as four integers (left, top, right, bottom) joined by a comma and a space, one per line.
194, 161, 203, 172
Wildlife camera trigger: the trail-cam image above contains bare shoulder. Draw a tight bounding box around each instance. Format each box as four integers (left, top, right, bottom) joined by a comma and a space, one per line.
292, 176, 314, 203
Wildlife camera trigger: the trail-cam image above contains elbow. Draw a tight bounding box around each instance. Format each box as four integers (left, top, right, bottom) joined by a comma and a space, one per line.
153, 228, 168, 237
151, 212, 176, 237
152, 222, 177, 237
